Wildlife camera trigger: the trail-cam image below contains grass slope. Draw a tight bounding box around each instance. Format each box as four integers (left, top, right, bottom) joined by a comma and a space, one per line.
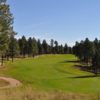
0, 54, 100, 94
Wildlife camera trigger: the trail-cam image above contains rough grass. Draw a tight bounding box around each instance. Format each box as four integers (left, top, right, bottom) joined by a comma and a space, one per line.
0, 87, 99, 100
0, 79, 9, 87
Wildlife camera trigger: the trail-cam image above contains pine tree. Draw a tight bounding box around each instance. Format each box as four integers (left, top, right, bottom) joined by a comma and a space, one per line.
54, 41, 59, 54
64, 43, 68, 54
9, 36, 19, 61
42, 40, 48, 54
92, 52, 100, 74
83, 38, 94, 64
50, 39, 54, 54
27, 37, 33, 56
18, 36, 27, 57
32, 37, 38, 57
0, 0, 13, 65
37, 39, 43, 54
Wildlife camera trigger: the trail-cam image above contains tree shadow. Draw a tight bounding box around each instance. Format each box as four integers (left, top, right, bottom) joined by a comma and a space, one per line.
70, 75, 99, 79
74, 65, 92, 72
59, 60, 80, 63
59, 60, 100, 78
59, 60, 93, 73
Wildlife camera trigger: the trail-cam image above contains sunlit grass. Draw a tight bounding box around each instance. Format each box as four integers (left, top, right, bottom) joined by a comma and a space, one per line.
0, 54, 100, 94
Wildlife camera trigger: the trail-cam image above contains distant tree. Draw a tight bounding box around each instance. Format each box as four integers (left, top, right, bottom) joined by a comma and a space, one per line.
93, 38, 99, 54
54, 41, 59, 54
73, 41, 81, 58
73, 38, 94, 64
92, 51, 100, 74
18, 36, 27, 57
58, 44, 64, 54
83, 38, 94, 64
32, 37, 38, 57
64, 43, 68, 54
50, 39, 54, 54
37, 39, 43, 54
42, 40, 48, 54
9, 33, 19, 62
27, 37, 33, 56
68, 47, 73, 54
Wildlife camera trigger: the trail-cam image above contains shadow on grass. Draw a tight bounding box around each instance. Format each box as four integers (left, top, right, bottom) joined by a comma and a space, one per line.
59, 60, 80, 64
74, 65, 92, 72
59, 60, 93, 73
59, 60, 100, 79
70, 75, 100, 79
60, 60, 95, 73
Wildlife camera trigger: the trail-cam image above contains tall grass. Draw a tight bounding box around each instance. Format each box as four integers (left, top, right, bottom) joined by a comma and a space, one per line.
0, 87, 99, 100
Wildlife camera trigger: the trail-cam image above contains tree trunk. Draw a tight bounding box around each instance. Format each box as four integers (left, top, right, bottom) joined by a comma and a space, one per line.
11, 50, 14, 62
12, 55, 13, 62
7, 54, 9, 61
1, 55, 4, 66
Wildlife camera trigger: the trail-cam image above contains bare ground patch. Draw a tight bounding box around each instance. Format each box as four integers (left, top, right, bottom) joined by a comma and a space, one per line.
0, 77, 22, 89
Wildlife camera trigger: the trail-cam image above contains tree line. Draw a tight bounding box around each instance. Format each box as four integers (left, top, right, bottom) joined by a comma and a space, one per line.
1, 35, 73, 65
73, 38, 100, 74
7, 35, 73, 58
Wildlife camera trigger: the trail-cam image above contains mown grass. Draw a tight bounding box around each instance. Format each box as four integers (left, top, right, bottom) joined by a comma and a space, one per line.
0, 54, 100, 99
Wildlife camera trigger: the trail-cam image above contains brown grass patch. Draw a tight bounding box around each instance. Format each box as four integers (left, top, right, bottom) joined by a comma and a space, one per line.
0, 87, 99, 100
0, 79, 9, 87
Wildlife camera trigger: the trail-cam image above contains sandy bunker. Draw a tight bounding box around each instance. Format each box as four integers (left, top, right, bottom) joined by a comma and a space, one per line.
0, 77, 22, 89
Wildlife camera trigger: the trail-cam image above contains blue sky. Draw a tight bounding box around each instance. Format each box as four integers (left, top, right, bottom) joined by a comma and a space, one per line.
8, 0, 100, 46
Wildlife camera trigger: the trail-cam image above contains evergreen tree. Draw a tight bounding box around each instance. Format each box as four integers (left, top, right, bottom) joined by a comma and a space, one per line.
37, 39, 43, 54
0, 0, 13, 65
58, 44, 64, 54
50, 39, 54, 54
9, 34, 19, 62
27, 37, 33, 56
54, 41, 59, 54
93, 38, 99, 54
32, 37, 38, 57
18, 36, 27, 57
64, 43, 68, 54
42, 40, 48, 54
83, 38, 94, 64
92, 51, 100, 74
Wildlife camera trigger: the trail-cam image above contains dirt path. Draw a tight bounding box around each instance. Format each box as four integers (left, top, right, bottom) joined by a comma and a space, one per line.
0, 77, 22, 89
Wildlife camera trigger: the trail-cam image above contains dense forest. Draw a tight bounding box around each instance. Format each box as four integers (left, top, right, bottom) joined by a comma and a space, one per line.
8, 36, 73, 57
1, 35, 73, 64
73, 38, 100, 74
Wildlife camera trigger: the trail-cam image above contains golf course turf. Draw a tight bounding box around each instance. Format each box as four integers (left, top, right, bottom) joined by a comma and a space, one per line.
0, 54, 100, 94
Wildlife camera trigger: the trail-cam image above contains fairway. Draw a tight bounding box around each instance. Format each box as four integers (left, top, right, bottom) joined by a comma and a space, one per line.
1, 54, 100, 94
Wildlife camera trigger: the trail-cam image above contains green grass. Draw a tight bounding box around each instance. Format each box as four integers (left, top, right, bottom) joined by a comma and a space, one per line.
0, 54, 100, 94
